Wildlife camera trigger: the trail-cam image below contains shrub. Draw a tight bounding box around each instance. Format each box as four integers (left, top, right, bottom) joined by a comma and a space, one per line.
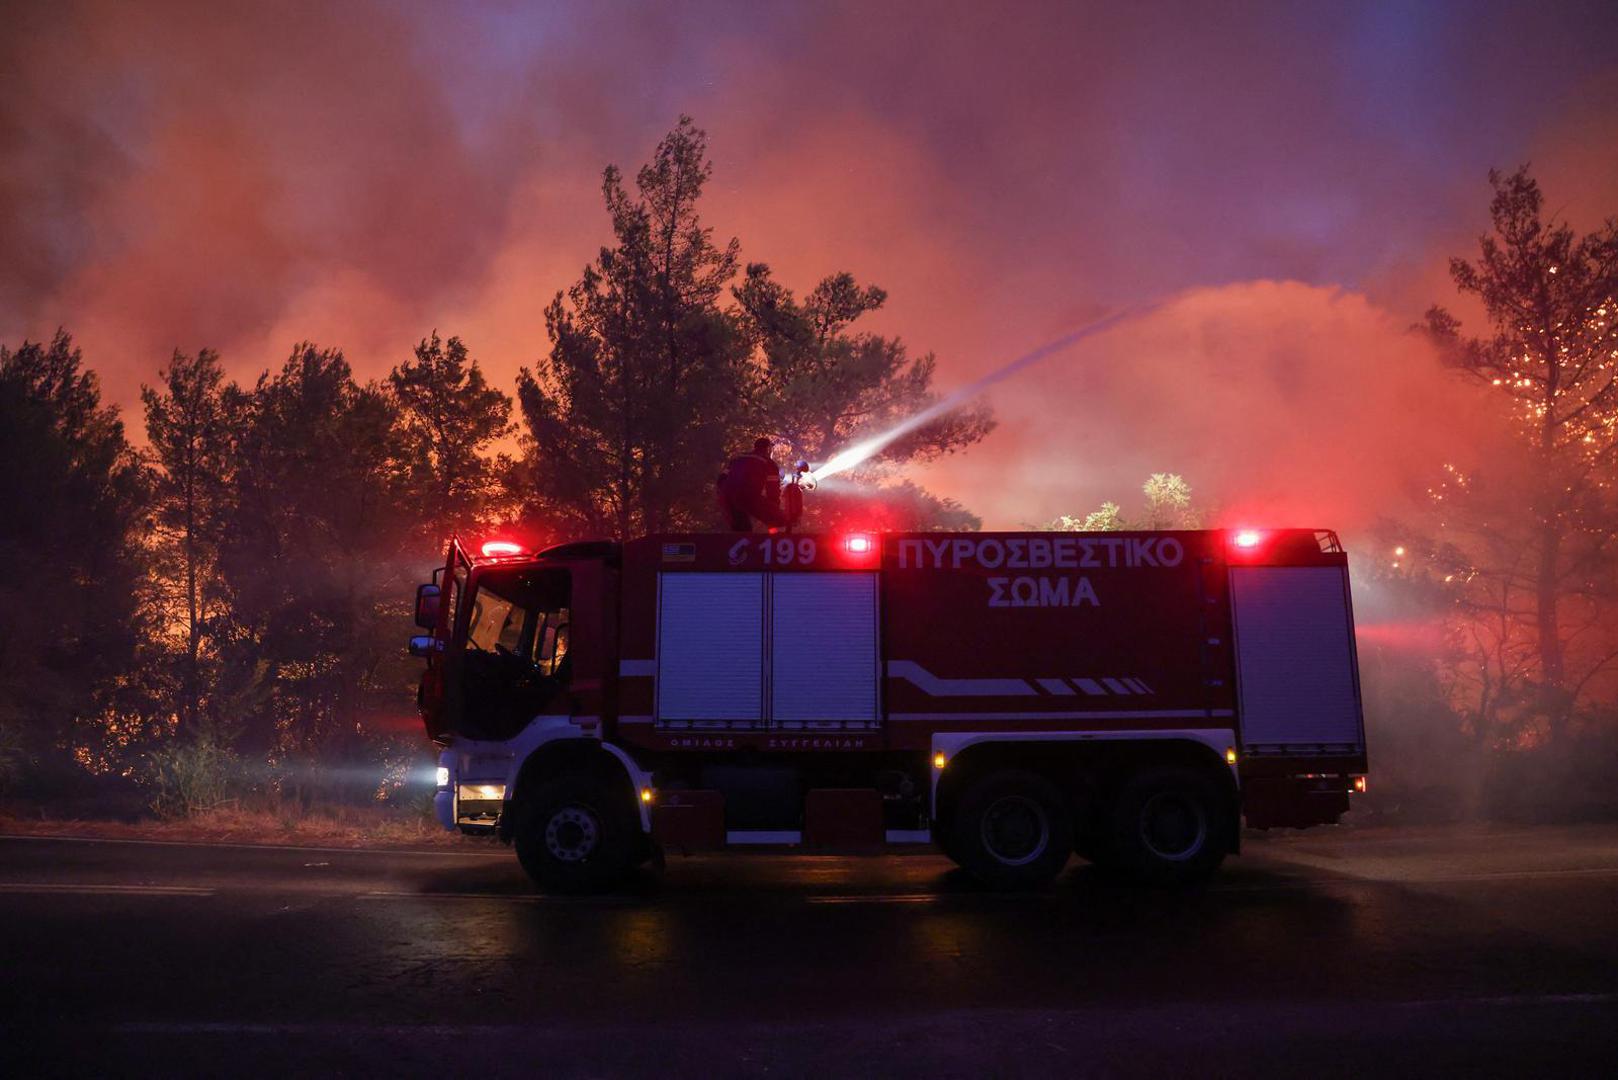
146, 730, 243, 818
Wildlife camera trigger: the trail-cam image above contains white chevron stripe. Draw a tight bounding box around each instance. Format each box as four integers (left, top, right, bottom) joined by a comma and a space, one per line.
886, 660, 1035, 697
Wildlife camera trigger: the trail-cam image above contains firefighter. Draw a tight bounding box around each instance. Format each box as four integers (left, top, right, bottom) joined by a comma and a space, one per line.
716, 436, 787, 531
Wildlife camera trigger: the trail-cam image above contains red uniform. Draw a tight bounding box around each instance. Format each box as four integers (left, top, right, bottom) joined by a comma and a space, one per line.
716, 450, 784, 531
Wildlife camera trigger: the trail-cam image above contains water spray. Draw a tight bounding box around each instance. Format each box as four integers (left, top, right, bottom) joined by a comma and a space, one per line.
806, 307, 1138, 484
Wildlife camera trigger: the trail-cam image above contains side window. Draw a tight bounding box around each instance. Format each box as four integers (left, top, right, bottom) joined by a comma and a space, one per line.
444, 566, 466, 634
536, 608, 571, 676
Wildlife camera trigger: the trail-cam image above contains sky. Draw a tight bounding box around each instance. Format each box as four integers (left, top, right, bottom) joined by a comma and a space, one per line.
4, 0, 1617, 532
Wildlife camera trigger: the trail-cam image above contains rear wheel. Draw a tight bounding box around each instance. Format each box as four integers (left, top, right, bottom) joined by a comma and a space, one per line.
950, 770, 1073, 889
1107, 766, 1232, 886
513, 774, 642, 893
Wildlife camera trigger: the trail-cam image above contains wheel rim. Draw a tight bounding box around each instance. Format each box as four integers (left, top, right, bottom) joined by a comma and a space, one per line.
544, 805, 601, 862
979, 795, 1050, 866
1138, 791, 1208, 861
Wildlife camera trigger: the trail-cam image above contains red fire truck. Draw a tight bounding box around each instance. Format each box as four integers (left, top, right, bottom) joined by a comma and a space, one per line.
410, 528, 1366, 892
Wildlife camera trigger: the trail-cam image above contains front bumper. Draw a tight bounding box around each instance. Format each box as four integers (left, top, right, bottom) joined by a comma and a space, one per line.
434, 748, 507, 833
434, 749, 456, 831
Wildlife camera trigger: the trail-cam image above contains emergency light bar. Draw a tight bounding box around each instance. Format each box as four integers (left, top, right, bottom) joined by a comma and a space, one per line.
1232, 530, 1263, 549
843, 533, 875, 555
480, 540, 525, 558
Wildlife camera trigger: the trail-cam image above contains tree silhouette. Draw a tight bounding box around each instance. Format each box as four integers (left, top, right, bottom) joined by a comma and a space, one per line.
215, 343, 414, 797
514, 117, 749, 538
1423, 166, 1618, 741
733, 263, 994, 527
513, 117, 993, 539
142, 348, 238, 737
389, 332, 512, 544
0, 331, 147, 771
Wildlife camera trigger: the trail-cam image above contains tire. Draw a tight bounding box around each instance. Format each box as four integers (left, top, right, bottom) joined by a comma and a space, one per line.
1107, 765, 1232, 886
934, 822, 960, 865
513, 774, 642, 894
949, 770, 1073, 889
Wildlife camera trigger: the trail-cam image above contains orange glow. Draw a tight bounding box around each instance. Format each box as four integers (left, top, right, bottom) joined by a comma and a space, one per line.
1353, 776, 1367, 793
640, 787, 654, 803
932, 752, 947, 769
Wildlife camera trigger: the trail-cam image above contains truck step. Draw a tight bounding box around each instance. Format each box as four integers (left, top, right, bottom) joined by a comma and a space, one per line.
725, 830, 802, 845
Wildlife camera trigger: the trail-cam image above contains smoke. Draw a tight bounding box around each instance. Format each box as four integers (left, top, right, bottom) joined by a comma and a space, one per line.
1, 0, 1612, 536
912, 280, 1506, 531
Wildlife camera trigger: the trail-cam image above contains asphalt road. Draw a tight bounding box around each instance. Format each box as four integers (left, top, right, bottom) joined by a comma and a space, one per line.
5, 825, 1618, 1078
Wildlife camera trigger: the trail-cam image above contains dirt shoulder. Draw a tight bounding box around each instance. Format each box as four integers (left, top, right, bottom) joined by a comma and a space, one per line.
0, 808, 477, 850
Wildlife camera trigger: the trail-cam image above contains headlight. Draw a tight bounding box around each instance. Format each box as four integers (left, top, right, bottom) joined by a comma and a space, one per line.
435, 766, 450, 789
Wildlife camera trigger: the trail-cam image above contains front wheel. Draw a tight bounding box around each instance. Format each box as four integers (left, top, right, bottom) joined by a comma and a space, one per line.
1107, 766, 1232, 886
513, 775, 642, 893
949, 770, 1073, 890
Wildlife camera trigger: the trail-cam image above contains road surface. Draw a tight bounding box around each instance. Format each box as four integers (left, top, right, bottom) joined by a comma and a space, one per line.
5, 824, 1617, 1077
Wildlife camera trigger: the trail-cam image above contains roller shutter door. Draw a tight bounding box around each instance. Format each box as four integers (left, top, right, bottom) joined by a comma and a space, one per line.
770, 573, 880, 728
656, 573, 765, 723
1230, 566, 1363, 752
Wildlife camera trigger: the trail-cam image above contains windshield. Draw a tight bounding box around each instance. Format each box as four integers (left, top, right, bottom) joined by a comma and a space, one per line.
467, 591, 523, 653
451, 566, 572, 740
465, 573, 569, 672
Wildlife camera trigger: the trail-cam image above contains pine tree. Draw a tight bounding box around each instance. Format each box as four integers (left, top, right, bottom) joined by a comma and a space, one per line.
216, 343, 412, 793
389, 332, 512, 543
1423, 166, 1618, 739
731, 263, 995, 529
141, 349, 237, 735
0, 331, 147, 768
514, 117, 750, 538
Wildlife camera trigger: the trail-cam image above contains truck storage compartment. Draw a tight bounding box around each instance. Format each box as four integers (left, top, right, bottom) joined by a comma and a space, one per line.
1230, 565, 1364, 754
654, 570, 880, 730
656, 572, 765, 725
650, 789, 727, 852
770, 572, 880, 729
802, 788, 884, 848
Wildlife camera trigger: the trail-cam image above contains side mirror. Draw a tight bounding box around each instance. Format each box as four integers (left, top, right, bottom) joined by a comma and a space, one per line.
408, 635, 437, 658
414, 583, 441, 629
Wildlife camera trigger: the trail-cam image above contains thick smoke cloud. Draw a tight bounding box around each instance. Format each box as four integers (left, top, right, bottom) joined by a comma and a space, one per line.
916, 282, 1505, 529
4, 0, 1616, 531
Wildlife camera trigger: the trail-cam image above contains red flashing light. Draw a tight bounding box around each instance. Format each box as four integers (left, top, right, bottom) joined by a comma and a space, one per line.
480, 540, 524, 558
1233, 530, 1263, 550
843, 533, 874, 555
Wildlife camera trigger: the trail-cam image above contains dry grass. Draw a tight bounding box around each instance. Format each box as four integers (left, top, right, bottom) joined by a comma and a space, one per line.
0, 803, 482, 850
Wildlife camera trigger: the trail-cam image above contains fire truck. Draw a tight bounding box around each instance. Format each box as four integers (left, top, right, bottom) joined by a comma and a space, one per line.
410, 527, 1366, 892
